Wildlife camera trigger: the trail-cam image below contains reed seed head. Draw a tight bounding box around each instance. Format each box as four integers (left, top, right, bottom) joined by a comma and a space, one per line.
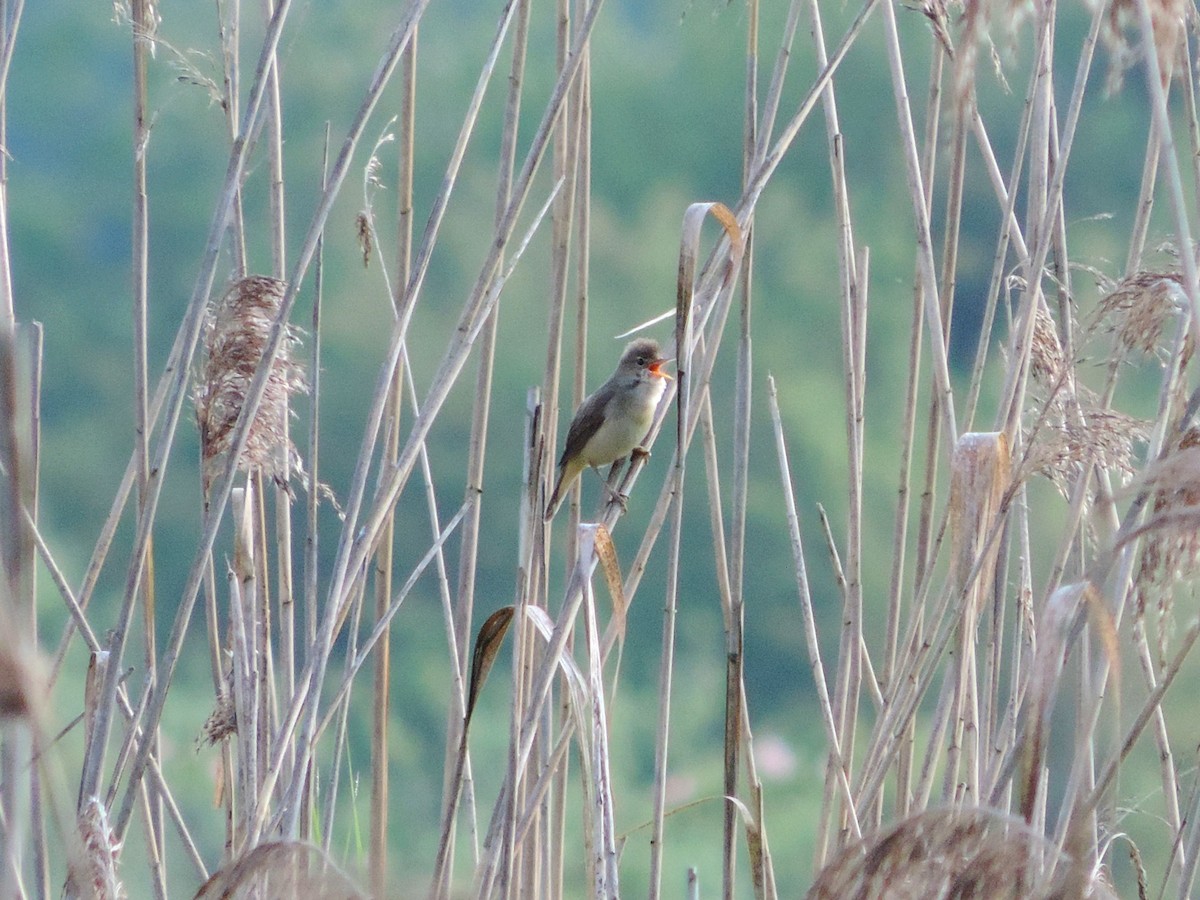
807, 806, 1114, 899
1132, 428, 1200, 660
1098, 0, 1188, 90
1092, 271, 1190, 362
194, 276, 306, 492
74, 797, 125, 900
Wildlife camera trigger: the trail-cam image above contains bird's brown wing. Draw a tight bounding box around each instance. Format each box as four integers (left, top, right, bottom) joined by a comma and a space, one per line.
558, 384, 615, 468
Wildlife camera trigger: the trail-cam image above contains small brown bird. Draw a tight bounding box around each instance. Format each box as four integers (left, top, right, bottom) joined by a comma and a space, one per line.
544, 338, 672, 521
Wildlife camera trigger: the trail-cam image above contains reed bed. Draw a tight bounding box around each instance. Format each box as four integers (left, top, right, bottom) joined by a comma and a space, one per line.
0, 0, 1198, 897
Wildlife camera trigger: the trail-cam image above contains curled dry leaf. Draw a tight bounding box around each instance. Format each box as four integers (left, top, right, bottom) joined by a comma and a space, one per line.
593, 524, 628, 647
466, 606, 514, 728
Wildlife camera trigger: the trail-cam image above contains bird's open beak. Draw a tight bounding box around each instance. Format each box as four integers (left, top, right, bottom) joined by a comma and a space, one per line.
649, 358, 673, 380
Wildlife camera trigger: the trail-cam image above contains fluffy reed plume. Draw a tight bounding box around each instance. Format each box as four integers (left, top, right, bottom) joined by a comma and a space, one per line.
1029, 303, 1068, 386
806, 807, 1115, 900
954, 0, 1037, 100
193, 841, 365, 899
1023, 393, 1148, 493
70, 797, 125, 900
200, 689, 237, 745
1097, 0, 1188, 89
194, 276, 306, 493
1090, 271, 1190, 363
1130, 428, 1200, 659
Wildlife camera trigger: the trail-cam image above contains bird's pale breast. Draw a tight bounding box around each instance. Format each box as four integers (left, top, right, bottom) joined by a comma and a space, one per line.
579, 377, 665, 466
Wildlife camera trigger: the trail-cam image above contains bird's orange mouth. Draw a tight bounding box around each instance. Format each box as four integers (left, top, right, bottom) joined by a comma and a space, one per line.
649, 359, 673, 380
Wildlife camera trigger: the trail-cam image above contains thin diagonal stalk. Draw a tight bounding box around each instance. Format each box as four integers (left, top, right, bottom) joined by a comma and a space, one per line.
114, 0, 422, 840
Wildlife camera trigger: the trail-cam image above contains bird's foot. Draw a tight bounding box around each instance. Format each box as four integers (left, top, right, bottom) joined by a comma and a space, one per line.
631, 446, 651, 463
601, 481, 629, 513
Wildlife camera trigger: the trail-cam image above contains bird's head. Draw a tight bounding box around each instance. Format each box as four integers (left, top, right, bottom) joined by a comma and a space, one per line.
618, 338, 673, 381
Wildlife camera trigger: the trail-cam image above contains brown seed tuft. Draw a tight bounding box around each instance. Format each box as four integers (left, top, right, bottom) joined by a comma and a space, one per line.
1023, 392, 1148, 495
1091, 271, 1189, 361
356, 211, 373, 268
201, 691, 237, 745
1131, 428, 1200, 661
1029, 303, 1066, 386
194, 276, 306, 493
807, 806, 1114, 899
954, 0, 1037, 101
72, 797, 125, 900
1097, 0, 1188, 91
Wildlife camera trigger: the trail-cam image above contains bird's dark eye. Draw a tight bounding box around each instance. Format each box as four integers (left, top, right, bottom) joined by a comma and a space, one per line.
637, 356, 646, 366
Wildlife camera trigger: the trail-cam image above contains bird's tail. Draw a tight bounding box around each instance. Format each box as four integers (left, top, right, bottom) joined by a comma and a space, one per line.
544, 458, 582, 521
544, 467, 567, 521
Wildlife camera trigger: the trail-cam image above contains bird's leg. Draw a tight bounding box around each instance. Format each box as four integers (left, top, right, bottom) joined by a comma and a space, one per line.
630, 446, 651, 463
594, 462, 629, 513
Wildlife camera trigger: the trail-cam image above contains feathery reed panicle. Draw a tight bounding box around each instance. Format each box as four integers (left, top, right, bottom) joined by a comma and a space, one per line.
71, 797, 126, 900
194, 275, 306, 493
806, 807, 1117, 900
1091, 270, 1192, 362
1131, 427, 1200, 657
1098, 0, 1188, 89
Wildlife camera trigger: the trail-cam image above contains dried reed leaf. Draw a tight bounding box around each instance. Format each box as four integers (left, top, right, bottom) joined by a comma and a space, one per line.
192, 840, 364, 899
744, 809, 765, 900
465, 606, 514, 728
523, 605, 591, 733
593, 524, 628, 647
806, 806, 1111, 899
194, 276, 307, 493
675, 201, 744, 444
948, 432, 1010, 606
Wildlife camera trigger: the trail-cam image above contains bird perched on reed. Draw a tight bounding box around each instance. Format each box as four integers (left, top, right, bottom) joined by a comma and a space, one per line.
544, 338, 672, 521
